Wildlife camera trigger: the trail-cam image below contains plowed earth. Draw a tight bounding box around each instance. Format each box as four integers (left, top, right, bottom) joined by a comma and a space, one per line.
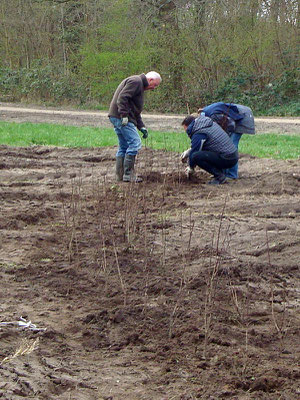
0, 108, 300, 399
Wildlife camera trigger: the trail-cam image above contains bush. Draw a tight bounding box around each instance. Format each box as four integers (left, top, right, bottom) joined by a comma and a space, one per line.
1, 60, 298, 116
208, 69, 300, 116
0, 63, 87, 104
76, 46, 150, 107
0, 68, 21, 100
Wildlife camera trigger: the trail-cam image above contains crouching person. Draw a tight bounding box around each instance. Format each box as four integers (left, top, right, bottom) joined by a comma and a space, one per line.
198, 102, 255, 179
181, 115, 238, 185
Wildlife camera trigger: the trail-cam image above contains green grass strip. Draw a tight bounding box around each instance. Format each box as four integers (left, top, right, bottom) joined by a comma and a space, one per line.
0, 122, 116, 148
0, 121, 190, 153
240, 133, 300, 159
0, 121, 299, 160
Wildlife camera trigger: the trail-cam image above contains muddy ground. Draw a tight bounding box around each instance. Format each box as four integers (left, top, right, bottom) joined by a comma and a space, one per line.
0, 107, 300, 399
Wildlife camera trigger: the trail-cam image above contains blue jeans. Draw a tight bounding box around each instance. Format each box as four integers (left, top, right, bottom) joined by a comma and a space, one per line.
109, 117, 141, 157
225, 132, 242, 179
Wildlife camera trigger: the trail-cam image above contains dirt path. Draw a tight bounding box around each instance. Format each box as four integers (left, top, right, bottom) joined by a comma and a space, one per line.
0, 102, 299, 134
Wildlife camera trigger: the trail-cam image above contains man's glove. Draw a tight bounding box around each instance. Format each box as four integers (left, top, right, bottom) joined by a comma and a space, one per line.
121, 117, 129, 126
140, 127, 148, 139
180, 148, 191, 163
185, 166, 194, 179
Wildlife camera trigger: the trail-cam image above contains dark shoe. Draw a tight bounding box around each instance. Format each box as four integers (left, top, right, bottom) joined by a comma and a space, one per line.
116, 156, 124, 181
123, 154, 143, 183
225, 177, 238, 181
225, 173, 238, 179
207, 175, 227, 185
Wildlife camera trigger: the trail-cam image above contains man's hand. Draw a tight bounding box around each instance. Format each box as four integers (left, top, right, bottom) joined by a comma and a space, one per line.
121, 117, 129, 126
180, 148, 191, 163
140, 127, 148, 139
185, 166, 194, 179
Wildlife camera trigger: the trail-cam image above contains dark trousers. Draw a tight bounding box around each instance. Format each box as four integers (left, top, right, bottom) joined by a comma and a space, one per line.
191, 151, 238, 178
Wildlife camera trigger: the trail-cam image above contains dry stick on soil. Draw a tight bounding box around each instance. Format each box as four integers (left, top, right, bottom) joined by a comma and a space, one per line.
112, 235, 127, 305
187, 208, 195, 252
131, 182, 141, 241
102, 177, 127, 305
59, 188, 69, 228
168, 275, 184, 339
168, 208, 183, 339
124, 182, 137, 244
227, 260, 252, 380
59, 185, 73, 260
180, 208, 183, 238
266, 229, 288, 350
91, 181, 111, 293
168, 208, 196, 339
160, 213, 167, 268
66, 179, 80, 263
161, 167, 167, 202
203, 197, 229, 360
146, 146, 154, 178
141, 183, 152, 311
76, 168, 89, 226
74, 170, 84, 232
98, 219, 109, 295
1, 338, 39, 365
177, 156, 183, 188
161, 174, 169, 268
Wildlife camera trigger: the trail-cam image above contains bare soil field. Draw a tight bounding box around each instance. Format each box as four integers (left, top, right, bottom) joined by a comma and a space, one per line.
0, 105, 300, 399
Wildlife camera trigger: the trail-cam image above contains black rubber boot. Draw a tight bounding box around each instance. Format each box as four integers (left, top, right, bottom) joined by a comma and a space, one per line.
123, 154, 142, 183
116, 156, 124, 181
207, 174, 227, 185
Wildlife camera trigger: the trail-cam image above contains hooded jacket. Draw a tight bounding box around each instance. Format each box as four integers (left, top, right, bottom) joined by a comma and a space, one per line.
186, 116, 238, 167
234, 104, 255, 134
108, 74, 149, 130
202, 102, 255, 134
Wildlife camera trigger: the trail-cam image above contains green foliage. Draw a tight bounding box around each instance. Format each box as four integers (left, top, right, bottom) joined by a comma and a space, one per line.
0, 0, 299, 115
0, 68, 21, 99
262, 102, 300, 117
0, 63, 87, 104
208, 68, 300, 116
77, 45, 150, 106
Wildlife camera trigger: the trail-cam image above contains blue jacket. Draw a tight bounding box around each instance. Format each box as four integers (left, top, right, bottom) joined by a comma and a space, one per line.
202, 102, 255, 134
202, 102, 243, 122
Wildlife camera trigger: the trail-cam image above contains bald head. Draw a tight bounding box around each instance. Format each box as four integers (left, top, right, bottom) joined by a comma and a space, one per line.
145, 71, 162, 90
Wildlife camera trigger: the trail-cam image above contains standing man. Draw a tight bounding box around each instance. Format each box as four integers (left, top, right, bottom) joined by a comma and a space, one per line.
198, 102, 255, 179
181, 114, 238, 185
108, 71, 162, 182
